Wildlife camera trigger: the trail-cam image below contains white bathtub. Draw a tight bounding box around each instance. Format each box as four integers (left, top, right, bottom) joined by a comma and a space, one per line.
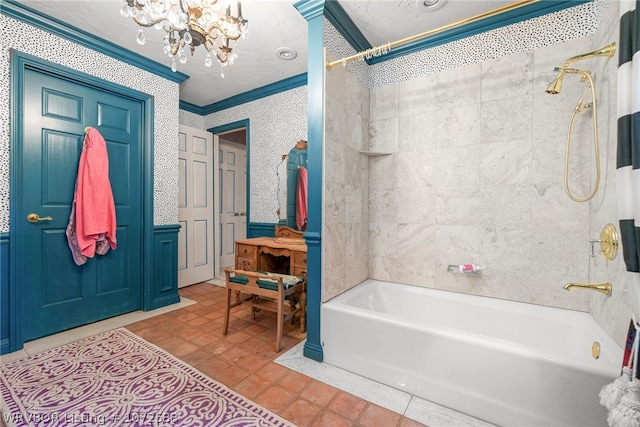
321, 280, 622, 427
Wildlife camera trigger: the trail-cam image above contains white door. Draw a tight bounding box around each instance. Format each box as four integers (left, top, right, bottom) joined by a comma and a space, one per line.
178, 125, 214, 287
219, 141, 247, 274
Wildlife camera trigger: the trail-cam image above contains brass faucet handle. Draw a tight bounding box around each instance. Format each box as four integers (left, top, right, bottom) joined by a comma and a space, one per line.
599, 224, 618, 261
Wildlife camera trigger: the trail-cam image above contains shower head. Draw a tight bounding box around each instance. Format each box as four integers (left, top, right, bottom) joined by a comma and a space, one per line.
545, 68, 565, 95
545, 42, 616, 95
546, 67, 592, 95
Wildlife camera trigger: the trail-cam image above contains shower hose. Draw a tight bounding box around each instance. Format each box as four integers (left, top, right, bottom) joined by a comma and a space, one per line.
563, 70, 601, 203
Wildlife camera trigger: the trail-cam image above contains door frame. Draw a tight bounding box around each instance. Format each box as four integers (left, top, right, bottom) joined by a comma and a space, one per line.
208, 119, 249, 278
8, 51, 154, 352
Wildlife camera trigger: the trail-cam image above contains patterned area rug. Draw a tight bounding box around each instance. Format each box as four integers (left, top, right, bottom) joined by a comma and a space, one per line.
0, 328, 293, 427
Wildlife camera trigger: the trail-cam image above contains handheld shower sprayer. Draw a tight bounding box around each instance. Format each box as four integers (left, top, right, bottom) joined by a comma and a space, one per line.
545, 42, 616, 202
545, 42, 616, 95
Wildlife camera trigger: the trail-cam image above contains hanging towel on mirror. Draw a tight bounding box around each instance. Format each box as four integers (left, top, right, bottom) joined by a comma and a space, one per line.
296, 166, 308, 231
66, 128, 117, 265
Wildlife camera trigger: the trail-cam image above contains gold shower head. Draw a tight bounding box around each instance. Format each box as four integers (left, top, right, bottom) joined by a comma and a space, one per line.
545, 42, 616, 95
545, 68, 564, 94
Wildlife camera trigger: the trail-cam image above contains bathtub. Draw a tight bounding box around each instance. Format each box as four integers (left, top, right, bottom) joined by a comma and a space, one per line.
321, 280, 622, 427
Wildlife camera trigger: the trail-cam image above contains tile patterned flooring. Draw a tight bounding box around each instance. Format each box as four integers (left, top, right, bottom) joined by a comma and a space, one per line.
2, 281, 492, 427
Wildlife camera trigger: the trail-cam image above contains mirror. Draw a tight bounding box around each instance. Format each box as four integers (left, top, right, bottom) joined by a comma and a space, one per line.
282, 140, 308, 230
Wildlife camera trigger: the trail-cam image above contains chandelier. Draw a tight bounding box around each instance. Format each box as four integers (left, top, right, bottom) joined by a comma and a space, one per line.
120, 0, 248, 73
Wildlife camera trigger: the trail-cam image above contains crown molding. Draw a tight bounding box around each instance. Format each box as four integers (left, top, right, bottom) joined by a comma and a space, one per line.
324, 0, 591, 65
178, 100, 204, 115
324, 0, 371, 56
294, 0, 325, 21
180, 73, 307, 115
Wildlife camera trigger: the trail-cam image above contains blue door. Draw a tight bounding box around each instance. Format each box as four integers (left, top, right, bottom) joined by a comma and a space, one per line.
17, 67, 143, 341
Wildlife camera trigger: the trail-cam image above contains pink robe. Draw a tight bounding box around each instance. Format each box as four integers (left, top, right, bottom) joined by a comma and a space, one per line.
66, 128, 117, 265
296, 166, 308, 231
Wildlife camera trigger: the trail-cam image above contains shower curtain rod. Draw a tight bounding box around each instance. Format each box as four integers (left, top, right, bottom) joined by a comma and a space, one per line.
325, 0, 538, 70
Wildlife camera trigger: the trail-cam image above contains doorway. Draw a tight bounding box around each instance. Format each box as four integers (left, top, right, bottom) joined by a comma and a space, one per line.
215, 126, 248, 276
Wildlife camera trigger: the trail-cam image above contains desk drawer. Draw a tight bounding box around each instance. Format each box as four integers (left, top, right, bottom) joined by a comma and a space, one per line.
237, 244, 257, 258
236, 256, 256, 271
293, 251, 307, 268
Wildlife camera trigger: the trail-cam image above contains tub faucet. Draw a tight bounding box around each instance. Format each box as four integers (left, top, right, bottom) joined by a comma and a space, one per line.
563, 282, 612, 296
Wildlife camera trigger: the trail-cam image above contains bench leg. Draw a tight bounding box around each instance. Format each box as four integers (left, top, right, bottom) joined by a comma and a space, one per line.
223, 287, 232, 336
300, 287, 307, 333
275, 296, 285, 352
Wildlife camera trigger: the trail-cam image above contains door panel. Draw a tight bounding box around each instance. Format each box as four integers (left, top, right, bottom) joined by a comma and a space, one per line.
178, 125, 214, 288
19, 68, 143, 341
219, 143, 246, 271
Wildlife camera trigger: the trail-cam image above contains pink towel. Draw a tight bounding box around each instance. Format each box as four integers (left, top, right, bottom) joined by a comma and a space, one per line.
296, 166, 308, 231
67, 128, 117, 264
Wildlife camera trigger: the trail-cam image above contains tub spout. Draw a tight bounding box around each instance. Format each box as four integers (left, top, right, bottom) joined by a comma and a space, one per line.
563, 282, 612, 296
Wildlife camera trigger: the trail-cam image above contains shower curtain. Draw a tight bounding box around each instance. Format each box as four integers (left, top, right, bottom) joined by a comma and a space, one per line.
617, 0, 640, 390
618, 0, 640, 274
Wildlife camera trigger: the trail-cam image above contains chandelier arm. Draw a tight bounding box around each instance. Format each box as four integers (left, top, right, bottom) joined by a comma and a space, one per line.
201, 39, 213, 53
207, 22, 244, 41
132, 16, 165, 28
169, 42, 181, 56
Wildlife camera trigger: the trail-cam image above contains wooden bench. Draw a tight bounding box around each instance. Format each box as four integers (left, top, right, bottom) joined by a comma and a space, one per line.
223, 268, 306, 352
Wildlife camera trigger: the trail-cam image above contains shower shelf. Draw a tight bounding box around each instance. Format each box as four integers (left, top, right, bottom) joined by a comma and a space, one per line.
359, 151, 393, 156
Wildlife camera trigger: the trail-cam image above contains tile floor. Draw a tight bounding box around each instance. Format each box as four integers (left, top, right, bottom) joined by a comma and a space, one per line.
1, 281, 492, 427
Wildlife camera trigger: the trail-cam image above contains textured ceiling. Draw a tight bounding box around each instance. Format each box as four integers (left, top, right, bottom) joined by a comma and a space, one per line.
17, 0, 513, 107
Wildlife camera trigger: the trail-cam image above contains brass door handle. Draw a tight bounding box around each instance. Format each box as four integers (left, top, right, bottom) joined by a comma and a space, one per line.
27, 213, 53, 223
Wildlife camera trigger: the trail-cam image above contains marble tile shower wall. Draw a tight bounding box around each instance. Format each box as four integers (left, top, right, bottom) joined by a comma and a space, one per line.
367, 35, 606, 313
323, 51, 370, 302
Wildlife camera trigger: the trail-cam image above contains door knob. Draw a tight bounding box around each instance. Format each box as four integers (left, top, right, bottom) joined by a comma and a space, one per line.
27, 213, 53, 223
234, 212, 240, 216
240, 212, 246, 216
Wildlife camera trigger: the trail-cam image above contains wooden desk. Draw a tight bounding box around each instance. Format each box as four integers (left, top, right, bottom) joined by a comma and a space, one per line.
234, 226, 307, 333
235, 226, 307, 279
